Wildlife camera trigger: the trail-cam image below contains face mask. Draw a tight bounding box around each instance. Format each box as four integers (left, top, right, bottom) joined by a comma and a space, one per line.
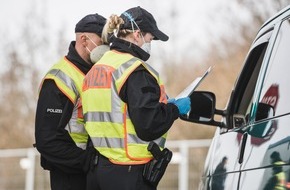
85, 35, 98, 53
85, 35, 100, 63
141, 42, 151, 54
90, 45, 110, 63
140, 34, 151, 55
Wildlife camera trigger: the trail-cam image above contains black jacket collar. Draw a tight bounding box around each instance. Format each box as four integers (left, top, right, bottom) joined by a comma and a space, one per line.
65, 41, 92, 74
110, 38, 150, 61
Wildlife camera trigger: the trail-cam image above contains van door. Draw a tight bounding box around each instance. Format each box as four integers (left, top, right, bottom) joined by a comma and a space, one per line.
199, 25, 273, 190
238, 17, 290, 190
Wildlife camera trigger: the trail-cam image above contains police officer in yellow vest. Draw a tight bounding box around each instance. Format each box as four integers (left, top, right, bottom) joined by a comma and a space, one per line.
35, 13, 106, 190
263, 151, 286, 190
82, 7, 191, 190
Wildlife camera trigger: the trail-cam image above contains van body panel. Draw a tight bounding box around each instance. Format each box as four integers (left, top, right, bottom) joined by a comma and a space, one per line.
189, 5, 290, 190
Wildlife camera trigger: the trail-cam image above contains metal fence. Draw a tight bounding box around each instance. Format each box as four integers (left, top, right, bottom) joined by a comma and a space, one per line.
0, 139, 211, 190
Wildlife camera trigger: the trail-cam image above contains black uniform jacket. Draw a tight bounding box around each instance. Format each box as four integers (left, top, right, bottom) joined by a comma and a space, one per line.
35, 41, 94, 174
112, 38, 179, 141
35, 39, 179, 173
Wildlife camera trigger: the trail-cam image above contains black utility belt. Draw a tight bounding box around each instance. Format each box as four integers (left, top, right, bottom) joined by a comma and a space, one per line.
95, 154, 145, 168
93, 143, 173, 188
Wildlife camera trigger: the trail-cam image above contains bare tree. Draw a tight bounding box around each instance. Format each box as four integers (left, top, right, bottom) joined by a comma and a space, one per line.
0, 1, 65, 148
159, 1, 290, 140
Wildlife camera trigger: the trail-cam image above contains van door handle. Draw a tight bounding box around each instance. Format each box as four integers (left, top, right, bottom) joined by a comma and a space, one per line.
238, 133, 248, 164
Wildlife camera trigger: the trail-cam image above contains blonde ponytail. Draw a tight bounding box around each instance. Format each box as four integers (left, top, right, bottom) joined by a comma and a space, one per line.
102, 14, 124, 44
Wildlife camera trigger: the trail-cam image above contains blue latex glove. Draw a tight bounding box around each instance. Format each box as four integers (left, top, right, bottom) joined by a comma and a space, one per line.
167, 98, 176, 104
174, 97, 191, 115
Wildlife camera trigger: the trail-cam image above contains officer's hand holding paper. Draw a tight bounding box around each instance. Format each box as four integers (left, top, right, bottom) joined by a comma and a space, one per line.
168, 66, 213, 116
175, 66, 213, 99
168, 97, 191, 115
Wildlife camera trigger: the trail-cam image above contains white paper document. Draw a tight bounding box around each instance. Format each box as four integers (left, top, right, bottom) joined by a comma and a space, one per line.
175, 66, 213, 99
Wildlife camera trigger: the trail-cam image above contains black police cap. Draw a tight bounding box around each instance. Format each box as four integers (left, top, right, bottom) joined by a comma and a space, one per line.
120, 6, 169, 41
75, 13, 106, 37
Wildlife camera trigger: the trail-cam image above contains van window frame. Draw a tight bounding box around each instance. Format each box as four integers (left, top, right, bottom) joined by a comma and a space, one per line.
255, 17, 290, 120
226, 28, 274, 129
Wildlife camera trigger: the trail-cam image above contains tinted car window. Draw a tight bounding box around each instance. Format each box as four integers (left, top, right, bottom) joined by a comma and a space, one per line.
230, 30, 271, 128
258, 18, 290, 117
236, 44, 267, 117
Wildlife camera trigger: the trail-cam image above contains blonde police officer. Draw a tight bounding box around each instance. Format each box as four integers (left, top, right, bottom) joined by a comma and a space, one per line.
82, 7, 191, 190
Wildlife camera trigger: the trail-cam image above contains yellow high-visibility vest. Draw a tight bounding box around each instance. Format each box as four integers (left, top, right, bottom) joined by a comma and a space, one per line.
82, 50, 168, 165
274, 172, 286, 190
42, 57, 88, 149
273, 161, 286, 190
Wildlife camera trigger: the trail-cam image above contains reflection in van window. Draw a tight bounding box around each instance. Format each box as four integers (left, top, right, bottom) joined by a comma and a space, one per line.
259, 19, 290, 117
263, 151, 286, 190
211, 156, 228, 190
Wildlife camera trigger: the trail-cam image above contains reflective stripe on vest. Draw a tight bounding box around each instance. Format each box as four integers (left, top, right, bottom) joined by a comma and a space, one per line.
273, 161, 286, 190
82, 51, 167, 164
275, 172, 286, 190
43, 57, 88, 149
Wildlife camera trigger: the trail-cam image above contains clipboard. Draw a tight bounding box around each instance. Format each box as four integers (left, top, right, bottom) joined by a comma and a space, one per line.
175, 66, 213, 99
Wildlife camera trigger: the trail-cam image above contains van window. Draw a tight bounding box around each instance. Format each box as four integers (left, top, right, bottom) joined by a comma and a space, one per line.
258, 18, 290, 117
236, 44, 267, 118
231, 38, 270, 127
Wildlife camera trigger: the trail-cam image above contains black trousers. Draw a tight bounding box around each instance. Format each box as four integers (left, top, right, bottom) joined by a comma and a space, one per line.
50, 169, 86, 190
86, 155, 156, 190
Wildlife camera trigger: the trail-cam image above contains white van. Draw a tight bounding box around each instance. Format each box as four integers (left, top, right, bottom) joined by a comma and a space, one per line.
181, 5, 290, 190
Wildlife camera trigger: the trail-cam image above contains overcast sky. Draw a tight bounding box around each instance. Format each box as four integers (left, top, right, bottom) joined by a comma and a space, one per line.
1, 0, 236, 48
0, 0, 254, 73
1, 0, 145, 40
